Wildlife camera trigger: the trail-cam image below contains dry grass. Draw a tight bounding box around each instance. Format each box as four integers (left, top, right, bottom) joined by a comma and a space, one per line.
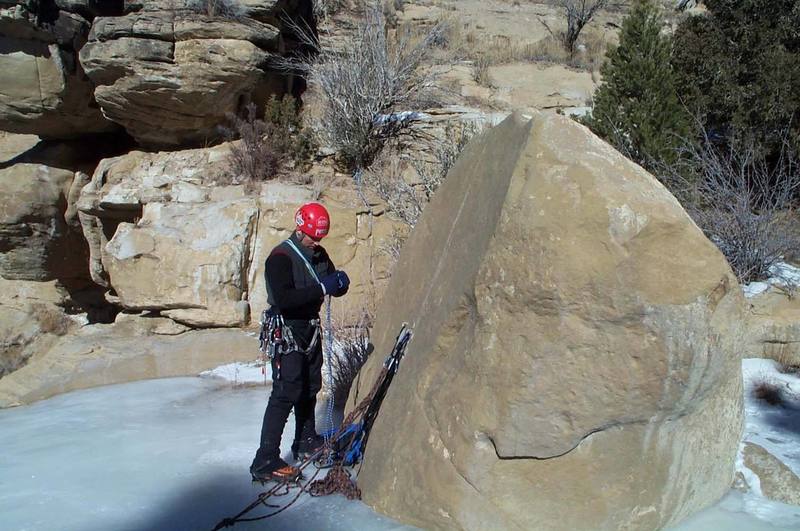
378, 225, 410, 267
752, 378, 794, 406
491, 31, 607, 70
328, 310, 373, 406
186, 0, 243, 18
431, 16, 480, 62
472, 55, 493, 86
431, 16, 607, 72
314, 0, 349, 20
30, 304, 72, 336
365, 121, 481, 226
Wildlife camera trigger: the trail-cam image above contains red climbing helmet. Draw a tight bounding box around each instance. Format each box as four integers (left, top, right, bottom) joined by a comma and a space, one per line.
294, 202, 330, 239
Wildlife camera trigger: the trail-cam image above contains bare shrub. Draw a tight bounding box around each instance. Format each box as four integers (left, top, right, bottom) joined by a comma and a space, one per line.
186, 0, 243, 18
328, 311, 372, 406
472, 55, 492, 86
281, 4, 444, 171
366, 122, 480, 226
313, 0, 347, 20
752, 378, 792, 406
223, 103, 280, 185
311, 172, 334, 200
379, 226, 409, 264
30, 304, 72, 336
539, 0, 608, 58
364, 155, 421, 225
222, 96, 317, 185
411, 121, 481, 201
777, 362, 800, 376
659, 134, 800, 284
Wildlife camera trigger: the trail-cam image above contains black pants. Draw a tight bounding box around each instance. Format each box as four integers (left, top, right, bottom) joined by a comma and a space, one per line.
251, 322, 322, 472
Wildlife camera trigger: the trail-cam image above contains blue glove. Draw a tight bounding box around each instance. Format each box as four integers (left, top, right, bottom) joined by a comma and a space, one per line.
334, 270, 350, 296
320, 270, 350, 296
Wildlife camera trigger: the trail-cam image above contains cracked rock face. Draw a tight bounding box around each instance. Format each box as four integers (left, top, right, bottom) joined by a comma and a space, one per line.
76, 146, 402, 328
0, 162, 89, 281
104, 198, 260, 327
350, 112, 746, 530
79, 10, 284, 147
124, 0, 308, 29
0, 0, 118, 137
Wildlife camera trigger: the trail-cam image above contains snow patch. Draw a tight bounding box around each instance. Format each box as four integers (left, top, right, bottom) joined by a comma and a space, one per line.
200, 359, 271, 385
743, 261, 800, 298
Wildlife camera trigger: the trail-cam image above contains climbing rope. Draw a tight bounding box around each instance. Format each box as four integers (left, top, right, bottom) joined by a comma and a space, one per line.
308, 464, 361, 500
323, 296, 335, 443
211, 325, 412, 530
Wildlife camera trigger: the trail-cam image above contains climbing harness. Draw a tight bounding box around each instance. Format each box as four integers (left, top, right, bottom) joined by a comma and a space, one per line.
212, 324, 413, 530
258, 308, 320, 380
258, 237, 326, 379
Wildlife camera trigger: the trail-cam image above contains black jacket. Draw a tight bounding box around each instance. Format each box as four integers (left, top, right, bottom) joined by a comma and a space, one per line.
265, 232, 335, 321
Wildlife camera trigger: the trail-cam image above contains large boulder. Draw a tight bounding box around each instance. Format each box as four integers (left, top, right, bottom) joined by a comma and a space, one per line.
78, 11, 285, 147
76, 145, 257, 326
0, 1, 118, 137
0, 162, 89, 280
350, 113, 746, 530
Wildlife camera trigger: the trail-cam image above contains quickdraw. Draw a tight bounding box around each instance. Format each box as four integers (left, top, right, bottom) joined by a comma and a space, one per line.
258, 308, 320, 380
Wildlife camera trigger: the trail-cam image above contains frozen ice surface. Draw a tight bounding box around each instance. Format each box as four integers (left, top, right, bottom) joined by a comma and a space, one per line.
0, 378, 415, 531
741, 359, 800, 480
672, 359, 800, 530
2, 362, 800, 531
669, 490, 800, 530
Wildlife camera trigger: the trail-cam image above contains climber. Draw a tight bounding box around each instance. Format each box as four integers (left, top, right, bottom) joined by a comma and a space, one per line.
250, 202, 350, 483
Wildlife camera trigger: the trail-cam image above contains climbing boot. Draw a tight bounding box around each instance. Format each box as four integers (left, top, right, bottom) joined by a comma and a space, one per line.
292, 434, 326, 461
250, 457, 302, 484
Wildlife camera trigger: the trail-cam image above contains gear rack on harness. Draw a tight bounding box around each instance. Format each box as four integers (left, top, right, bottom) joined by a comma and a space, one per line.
212, 324, 413, 531
258, 307, 320, 380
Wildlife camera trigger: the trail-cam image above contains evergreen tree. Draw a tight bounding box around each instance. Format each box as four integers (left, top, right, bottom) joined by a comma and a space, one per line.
672, 0, 800, 160
585, 0, 691, 169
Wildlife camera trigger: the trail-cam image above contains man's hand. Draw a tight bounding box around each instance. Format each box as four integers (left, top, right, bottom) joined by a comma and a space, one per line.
320, 270, 350, 297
